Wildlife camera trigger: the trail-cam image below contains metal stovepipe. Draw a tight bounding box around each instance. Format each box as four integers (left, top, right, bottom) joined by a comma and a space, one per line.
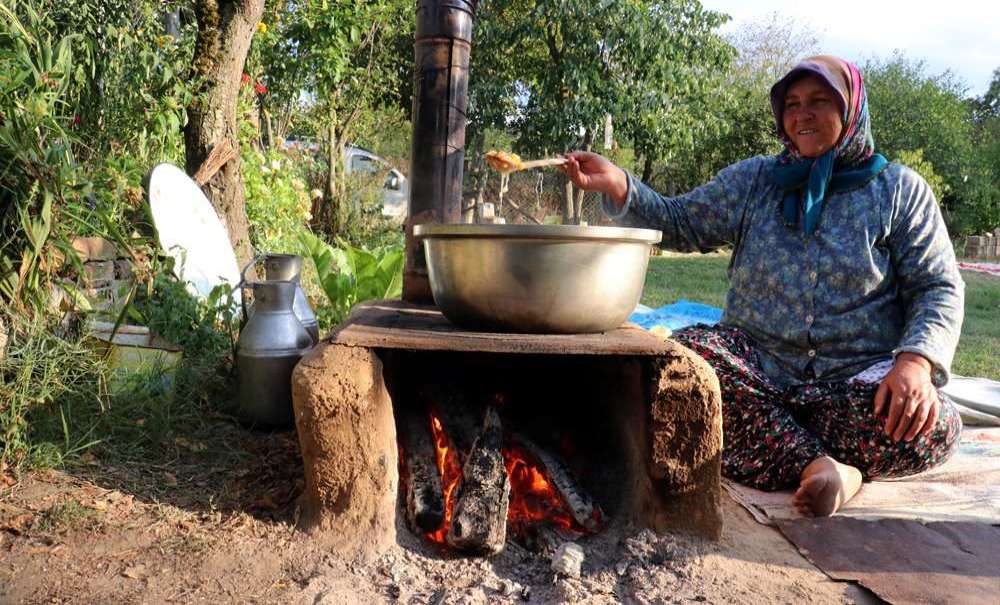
403, 0, 477, 303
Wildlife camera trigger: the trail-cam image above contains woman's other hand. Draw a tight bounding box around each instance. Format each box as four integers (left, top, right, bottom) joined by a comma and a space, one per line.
874, 353, 939, 442
559, 152, 629, 208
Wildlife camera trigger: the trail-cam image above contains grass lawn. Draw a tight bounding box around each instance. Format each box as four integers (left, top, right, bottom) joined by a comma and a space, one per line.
640, 254, 1000, 380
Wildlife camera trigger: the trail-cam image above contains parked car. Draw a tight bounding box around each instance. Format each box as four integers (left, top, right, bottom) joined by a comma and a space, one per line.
283, 137, 408, 219
343, 146, 408, 219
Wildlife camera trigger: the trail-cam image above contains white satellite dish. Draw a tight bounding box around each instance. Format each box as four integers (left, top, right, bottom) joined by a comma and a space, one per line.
148, 163, 242, 308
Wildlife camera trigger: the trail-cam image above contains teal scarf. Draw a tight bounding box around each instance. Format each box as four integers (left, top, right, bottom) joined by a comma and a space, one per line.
773, 150, 888, 235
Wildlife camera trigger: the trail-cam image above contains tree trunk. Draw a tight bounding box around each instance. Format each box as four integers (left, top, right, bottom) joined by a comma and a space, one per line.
184, 0, 264, 269
571, 130, 593, 225
262, 107, 273, 149
314, 106, 354, 238
574, 185, 585, 224
402, 406, 445, 534
445, 407, 509, 555
512, 434, 601, 532
603, 113, 614, 151
641, 155, 654, 183
562, 177, 576, 225
325, 115, 340, 236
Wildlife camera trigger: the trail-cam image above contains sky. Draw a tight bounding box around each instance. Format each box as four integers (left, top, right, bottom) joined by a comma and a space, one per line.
700, 0, 999, 97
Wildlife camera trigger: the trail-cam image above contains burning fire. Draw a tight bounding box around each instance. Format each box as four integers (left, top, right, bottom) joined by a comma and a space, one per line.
425, 411, 463, 544
417, 408, 595, 546
502, 444, 587, 538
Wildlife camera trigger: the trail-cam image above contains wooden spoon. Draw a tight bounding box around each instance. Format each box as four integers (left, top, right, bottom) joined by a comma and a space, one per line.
485, 150, 567, 173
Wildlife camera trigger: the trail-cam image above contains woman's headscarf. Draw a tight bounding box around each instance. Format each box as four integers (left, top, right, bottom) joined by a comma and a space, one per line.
770, 55, 887, 234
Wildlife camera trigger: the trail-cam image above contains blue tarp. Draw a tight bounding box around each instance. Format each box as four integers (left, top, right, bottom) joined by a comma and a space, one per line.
629, 299, 723, 331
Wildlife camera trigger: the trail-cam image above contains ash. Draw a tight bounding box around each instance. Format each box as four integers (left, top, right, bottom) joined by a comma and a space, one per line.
301, 515, 704, 605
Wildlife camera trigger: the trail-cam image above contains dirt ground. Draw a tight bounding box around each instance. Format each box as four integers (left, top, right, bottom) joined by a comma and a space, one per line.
0, 430, 879, 605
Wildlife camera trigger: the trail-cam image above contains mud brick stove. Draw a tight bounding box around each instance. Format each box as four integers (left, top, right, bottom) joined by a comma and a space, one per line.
290, 0, 723, 560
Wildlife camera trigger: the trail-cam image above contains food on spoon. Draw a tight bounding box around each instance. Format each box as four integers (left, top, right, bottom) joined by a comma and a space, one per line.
483, 150, 521, 215
486, 150, 567, 174
485, 150, 523, 173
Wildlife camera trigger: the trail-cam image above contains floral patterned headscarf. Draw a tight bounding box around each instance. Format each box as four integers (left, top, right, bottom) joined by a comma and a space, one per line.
770, 55, 887, 234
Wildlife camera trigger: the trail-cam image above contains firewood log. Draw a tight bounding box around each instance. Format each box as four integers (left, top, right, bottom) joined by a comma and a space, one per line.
446, 407, 510, 554
513, 434, 603, 532
402, 407, 445, 533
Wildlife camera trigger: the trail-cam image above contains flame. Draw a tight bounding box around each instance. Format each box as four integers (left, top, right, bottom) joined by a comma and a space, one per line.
502, 444, 585, 538
425, 411, 462, 544
411, 408, 598, 547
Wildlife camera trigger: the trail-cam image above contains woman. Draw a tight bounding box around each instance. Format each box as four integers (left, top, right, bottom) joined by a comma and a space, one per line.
561, 56, 964, 516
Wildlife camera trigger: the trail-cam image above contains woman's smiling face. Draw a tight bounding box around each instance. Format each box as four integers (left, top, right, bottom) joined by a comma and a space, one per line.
782, 75, 844, 158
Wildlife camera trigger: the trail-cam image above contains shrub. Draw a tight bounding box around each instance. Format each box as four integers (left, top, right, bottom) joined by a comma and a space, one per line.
0, 1, 186, 316
0, 309, 110, 472
243, 146, 315, 255
895, 149, 950, 202
300, 232, 404, 327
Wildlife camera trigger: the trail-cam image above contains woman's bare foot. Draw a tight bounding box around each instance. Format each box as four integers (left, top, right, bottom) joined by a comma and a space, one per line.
792, 456, 863, 516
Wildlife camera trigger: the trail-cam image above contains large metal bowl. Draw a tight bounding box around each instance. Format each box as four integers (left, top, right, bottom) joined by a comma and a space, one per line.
413, 224, 662, 333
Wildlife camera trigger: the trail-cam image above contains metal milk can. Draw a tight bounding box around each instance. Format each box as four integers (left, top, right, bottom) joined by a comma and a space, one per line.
243, 253, 320, 344
237, 280, 314, 427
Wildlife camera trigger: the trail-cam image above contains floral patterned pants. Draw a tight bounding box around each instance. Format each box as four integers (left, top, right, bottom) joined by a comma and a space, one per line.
673, 324, 963, 491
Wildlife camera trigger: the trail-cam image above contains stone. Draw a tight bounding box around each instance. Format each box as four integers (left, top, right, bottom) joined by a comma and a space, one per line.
80, 279, 133, 314
83, 287, 115, 312
497, 579, 520, 596
550, 542, 585, 578
71, 237, 122, 262
114, 260, 133, 279
108, 279, 134, 297
82, 261, 115, 287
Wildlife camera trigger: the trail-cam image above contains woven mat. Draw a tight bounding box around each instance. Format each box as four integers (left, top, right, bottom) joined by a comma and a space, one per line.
723, 429, 1000, 525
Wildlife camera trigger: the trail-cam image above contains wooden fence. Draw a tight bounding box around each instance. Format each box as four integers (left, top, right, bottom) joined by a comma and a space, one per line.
963, 230, 1000, 259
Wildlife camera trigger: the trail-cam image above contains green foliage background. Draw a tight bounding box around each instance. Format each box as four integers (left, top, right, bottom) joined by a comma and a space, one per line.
0, 0, 997, 473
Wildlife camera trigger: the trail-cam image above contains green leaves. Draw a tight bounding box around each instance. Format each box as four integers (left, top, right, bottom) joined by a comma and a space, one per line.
895, 149, 950, 201
863, 54, 992, 232
0, 0, 160, 316
256, 0, 410, 112
469, 0, 733, 168
300, 231, 404, 324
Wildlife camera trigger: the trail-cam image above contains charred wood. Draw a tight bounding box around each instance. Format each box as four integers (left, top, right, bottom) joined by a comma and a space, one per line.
424, 383, 480, 464
402, 408, 445, 533
513, 434, 603, 532
446, 407, 510, 555
519, 521, 587, 553
523, 523, 563, 554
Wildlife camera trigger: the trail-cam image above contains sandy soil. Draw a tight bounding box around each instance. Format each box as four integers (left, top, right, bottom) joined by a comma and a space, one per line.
0, 431, 879, 605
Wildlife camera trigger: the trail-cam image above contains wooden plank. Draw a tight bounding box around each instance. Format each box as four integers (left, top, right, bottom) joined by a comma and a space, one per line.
328, 300, 674, 356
